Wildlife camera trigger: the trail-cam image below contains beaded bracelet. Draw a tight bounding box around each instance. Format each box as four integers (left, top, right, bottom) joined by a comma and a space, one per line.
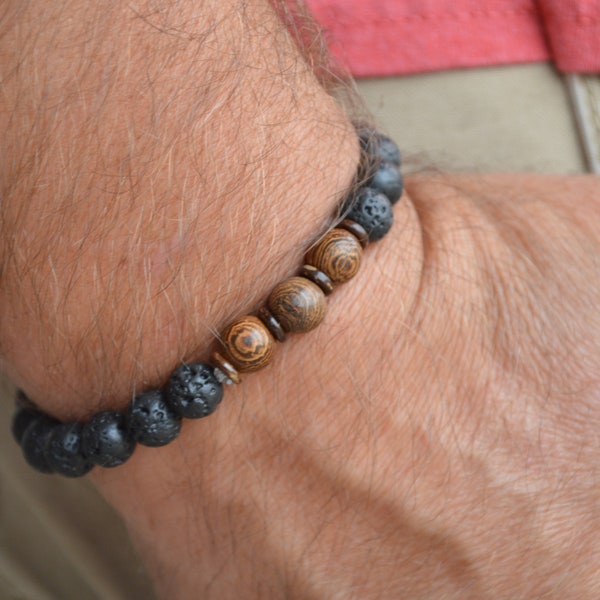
11, 129, 403, 478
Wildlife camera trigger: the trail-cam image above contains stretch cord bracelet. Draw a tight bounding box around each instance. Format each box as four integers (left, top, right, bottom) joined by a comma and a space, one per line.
10, 129, 403, 478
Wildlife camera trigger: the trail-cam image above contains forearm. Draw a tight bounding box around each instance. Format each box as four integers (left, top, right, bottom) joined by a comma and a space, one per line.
0, 0, 359, 418
0, 2, 409, 595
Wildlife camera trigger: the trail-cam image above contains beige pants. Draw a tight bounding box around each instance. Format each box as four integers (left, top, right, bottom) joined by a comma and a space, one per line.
1, 63, 597, 599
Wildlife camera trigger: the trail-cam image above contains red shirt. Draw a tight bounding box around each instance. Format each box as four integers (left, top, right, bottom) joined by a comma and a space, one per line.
306, 0, 600, 77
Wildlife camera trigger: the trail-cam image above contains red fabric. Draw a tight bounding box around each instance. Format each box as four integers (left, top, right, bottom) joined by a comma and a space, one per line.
539, 0, 600, 72
305, 0, 600, 76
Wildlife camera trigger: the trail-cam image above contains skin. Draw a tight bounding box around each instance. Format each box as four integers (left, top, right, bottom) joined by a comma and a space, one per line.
1, 1, 600, 598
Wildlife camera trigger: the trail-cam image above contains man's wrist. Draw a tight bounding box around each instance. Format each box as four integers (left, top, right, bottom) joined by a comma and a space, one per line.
91, 180, 423, 599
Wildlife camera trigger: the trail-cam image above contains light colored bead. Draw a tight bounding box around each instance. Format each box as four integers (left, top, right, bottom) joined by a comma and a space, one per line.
268, 276, 326, 333
221, 316, 274, 373
305, 228, 362, 285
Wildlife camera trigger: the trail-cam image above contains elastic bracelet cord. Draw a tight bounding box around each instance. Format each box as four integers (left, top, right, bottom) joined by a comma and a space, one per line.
11, 129, 404, 478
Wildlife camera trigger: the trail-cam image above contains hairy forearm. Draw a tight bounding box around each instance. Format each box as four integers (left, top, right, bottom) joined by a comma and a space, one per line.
0, 0, 359, 418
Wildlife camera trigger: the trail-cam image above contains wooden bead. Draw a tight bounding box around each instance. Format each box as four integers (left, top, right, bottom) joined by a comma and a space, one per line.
299, 265, 334, 296
268, 276, 326, 333
338, 219, 369, 248
305, 228, 362, 285
257, 307, 286, 342
211, 352, 241, 384
221, 316, 274, 373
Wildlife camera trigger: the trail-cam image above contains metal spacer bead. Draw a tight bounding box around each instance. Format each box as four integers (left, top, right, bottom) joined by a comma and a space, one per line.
210, 351, 241, 384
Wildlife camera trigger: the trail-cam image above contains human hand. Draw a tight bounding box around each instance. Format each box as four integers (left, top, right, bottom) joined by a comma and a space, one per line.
96, 172, 600, 599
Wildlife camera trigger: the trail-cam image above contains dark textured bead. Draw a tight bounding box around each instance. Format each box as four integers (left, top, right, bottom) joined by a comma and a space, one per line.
81, 411, 136, 468
211, 352, 241, 384
167, 363, 224, 419
299, 265, 334, 296
346, 187, 394, 242
257, 307, 286, 342
338, 219, 369, 248
305, 228, 362, 284
45, 422, 94, 478
370, 162, 404, 205
375, 135, 402, 166
20, 416, 58, 474
221, 316, 274, 373
268, 276, 326, 333
358, 128, 402, 166
12, 405, 42, 445
128, 390, 181, 447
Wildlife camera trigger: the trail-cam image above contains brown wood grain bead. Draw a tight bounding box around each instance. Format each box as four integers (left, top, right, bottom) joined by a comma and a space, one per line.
221, 316, 274, 373
210, 352, 241, 384
268, 276, 326, 333
305, 228, 363, 285
338, 219, 369, 248
299, 265, 334, 296
257, 307, 286, 342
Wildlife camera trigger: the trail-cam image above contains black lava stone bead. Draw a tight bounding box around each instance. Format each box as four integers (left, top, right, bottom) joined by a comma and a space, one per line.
128, 390, 181, 447
12, 405, 42, 445
167, 363, 224, 419
358, 129, 402, 167
20, 416, 58, 474
82, 411, 136, 468
346, 187, 394, 242
375, 134, 401, 166
44, 422, 94, 478
369, 162, 404, 205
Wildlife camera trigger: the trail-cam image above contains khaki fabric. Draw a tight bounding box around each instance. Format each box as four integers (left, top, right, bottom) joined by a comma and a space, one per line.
358, 63, 586, 174
0, 63, 593, 599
